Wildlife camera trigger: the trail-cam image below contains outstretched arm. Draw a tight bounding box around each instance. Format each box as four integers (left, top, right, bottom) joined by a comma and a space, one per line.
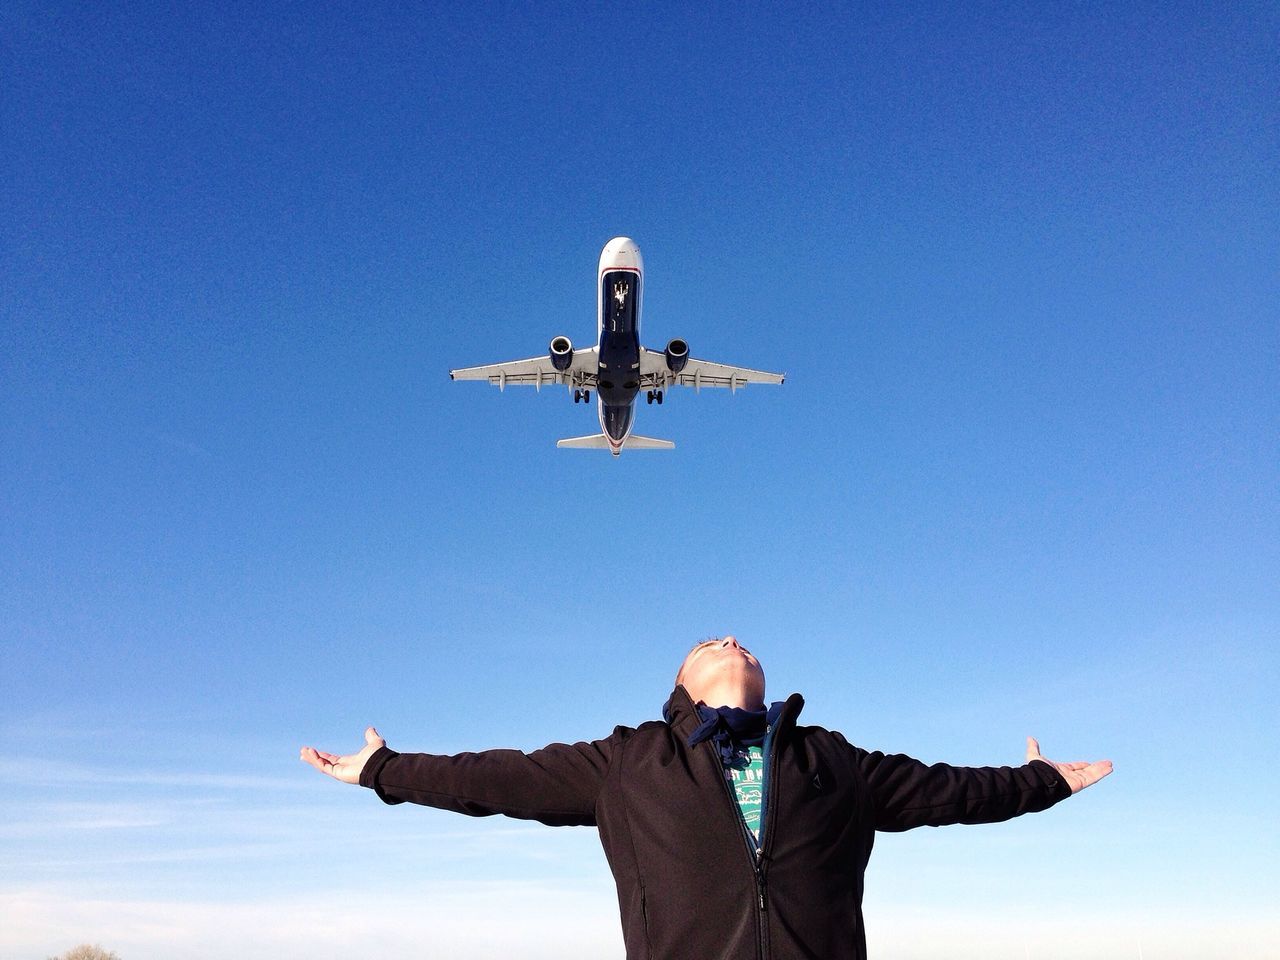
854, 734, 1113, 832
1025, 736, 1113, 794
301, 725, 615, 827
300, 726, 386, 785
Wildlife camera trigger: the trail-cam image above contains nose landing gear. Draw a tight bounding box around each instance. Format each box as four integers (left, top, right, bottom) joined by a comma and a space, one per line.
645, 390, 665, 405
574, 389, 592, 403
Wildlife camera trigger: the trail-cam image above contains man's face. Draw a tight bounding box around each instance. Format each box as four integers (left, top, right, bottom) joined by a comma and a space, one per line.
675, 636, 766, 707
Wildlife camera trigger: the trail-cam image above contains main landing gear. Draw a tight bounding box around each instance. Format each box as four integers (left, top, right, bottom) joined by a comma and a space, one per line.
645, 390, 665, 405
573, 389, 591, 403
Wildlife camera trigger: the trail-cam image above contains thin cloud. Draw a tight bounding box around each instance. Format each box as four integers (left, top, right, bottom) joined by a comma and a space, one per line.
25, 761, 306, 791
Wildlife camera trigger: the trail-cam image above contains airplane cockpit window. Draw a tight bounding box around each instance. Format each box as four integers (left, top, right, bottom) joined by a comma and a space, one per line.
603, 272, 637, 333
610, 281, 627, 331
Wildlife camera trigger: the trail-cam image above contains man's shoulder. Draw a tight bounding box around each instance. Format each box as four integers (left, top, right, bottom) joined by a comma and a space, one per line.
793, 721, 840, 737
591, 718, 689, 756
575, 719, 667, 742
609, 719, 672, 740
789, 722, 866, 755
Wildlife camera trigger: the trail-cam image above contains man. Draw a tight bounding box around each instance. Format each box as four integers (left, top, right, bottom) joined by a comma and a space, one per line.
301, 636, 1112, 959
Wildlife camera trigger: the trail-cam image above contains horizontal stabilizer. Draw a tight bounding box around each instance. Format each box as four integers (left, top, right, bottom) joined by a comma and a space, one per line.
625, 435, 676, 449
556, 433, 675, 451
556, 433, 612, 449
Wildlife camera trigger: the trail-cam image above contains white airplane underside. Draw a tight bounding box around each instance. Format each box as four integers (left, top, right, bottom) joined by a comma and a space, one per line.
449, 237, 785, 456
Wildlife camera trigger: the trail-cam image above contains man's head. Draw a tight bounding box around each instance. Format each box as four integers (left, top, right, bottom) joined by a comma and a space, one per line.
675, 636, 766, 710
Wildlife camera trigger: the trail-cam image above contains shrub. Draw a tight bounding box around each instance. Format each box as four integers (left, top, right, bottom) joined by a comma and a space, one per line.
47, 946, 121, 960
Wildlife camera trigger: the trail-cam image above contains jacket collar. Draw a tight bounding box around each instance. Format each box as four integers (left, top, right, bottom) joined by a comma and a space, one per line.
663, 685, 804, 742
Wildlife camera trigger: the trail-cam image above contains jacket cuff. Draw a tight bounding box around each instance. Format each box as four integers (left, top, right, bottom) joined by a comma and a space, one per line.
359, 745, 404, 804
1028, 758, 1073, 804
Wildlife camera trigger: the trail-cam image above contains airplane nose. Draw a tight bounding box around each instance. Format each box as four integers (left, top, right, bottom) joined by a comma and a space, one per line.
600, 236, 643, 272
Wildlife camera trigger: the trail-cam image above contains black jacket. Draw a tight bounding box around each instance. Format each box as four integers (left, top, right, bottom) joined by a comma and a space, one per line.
360, 686, 1071, 959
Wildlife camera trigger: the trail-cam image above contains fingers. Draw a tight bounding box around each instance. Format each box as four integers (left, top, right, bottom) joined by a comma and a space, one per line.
301, 728, 385, 784
299, 746, 332, 776
1024, 738, 1114, 793
1053, 758, 1114, 794
1074, 759, 1114, 792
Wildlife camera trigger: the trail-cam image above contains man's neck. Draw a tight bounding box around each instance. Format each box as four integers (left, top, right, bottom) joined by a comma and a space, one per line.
690, 686, 765, 712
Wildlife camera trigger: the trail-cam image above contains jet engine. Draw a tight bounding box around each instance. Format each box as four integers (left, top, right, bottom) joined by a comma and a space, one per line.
664, 338, 690, 374
549, 336, 573, 372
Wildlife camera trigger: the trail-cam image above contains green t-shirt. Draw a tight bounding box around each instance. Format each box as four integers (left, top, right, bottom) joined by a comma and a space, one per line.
726, 745, 766, 846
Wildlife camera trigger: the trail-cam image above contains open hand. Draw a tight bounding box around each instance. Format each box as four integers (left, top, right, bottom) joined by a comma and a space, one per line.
1026, 736, 1112, 794
300, 726, 386, 784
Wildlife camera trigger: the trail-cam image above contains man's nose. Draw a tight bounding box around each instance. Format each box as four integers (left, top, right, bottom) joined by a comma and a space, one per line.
722, 636, 739, 649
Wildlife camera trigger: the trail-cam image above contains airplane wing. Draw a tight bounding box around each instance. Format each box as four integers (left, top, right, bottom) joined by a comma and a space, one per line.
638, 347, 785, 393
450, 348, 599, 391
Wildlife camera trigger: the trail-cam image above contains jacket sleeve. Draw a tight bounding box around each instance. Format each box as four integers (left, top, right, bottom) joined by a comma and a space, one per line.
358, 735, 615, 827
852, 745, 1072, 832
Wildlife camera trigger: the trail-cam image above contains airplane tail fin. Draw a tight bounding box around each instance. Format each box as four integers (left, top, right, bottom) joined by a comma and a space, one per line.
556, 433, 675, 452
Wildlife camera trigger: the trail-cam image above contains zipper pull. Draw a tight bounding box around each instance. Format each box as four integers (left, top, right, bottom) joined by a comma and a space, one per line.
757, 875, 767, 910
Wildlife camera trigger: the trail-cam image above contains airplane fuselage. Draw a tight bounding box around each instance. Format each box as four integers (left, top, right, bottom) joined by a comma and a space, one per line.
595, 238, 644, 453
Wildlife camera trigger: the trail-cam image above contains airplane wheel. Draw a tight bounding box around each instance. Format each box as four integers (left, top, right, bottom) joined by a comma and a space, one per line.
573, 389, 581, 403
646, 391, 653, 404
584, 390, 591, 402
656, 391, 664, 405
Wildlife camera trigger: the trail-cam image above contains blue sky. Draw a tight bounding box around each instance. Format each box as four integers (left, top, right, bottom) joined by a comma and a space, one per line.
2, 3, 1277, 957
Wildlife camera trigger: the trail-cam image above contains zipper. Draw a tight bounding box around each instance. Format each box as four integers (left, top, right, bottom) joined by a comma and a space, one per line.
710, 745, 769, 960
691, 691, 788, 960
756, 720, 782, 958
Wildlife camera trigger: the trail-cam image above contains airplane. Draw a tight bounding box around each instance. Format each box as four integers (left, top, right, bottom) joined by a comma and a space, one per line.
449, 237, 785, 455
